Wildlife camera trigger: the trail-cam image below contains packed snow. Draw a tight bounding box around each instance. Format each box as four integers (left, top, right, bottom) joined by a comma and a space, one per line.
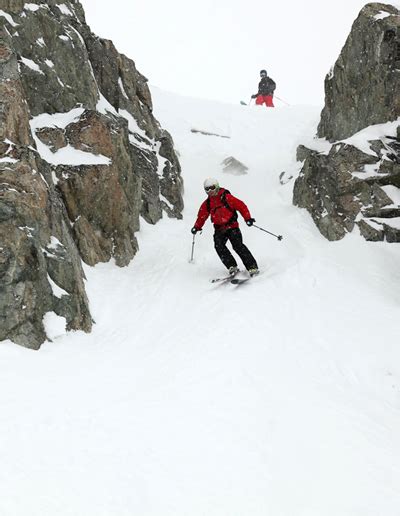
118, 77, 129, 99
342, 118, 400, 155
96, 93, 118, 116
57, 3, 74, 16
373, 9, 393, 20
47, 275, 69, 299
24, 3, 41, 12
0, 157, 18, 164
19, 56, 44, 74
352, 163, 383, 179
43, 312, 67, 340
1, 89, 400, 516
368, 216, 400, 229
308, 117, 400, 158
0, 9, 18, 26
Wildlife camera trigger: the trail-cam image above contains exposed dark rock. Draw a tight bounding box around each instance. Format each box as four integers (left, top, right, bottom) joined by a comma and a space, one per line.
318, 3, 400, 142
36, 127, 67, 152
55, 160, 140, 267
296, 145, 317, 163
0, 157, 92, 349
358, 219, 385, 241
383, 221, 400, 242
1, 0, 24, 14
65, 110, 115, 157
0, 0, 183, 348
279, 171, 293, 185
12, 5, 99, 115
130, 143, 161, 224
294, 3, 400, 242
159, 132, 184, 219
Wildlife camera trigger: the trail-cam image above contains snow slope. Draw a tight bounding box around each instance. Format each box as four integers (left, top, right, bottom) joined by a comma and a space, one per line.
1, 90, 400, 516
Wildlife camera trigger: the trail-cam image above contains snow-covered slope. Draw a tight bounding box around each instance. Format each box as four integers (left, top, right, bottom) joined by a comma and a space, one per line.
1, 90, 400, 516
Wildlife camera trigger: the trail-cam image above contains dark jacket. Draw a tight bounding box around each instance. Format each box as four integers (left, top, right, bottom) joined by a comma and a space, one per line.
257, 76, 276, 96
194, 188, 251, 231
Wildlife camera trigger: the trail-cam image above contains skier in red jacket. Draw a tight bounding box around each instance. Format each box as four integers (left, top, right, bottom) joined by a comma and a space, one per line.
191, 178, 259, 276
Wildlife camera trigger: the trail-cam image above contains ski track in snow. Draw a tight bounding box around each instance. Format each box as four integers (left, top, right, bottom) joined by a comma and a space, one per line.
1, 89, 400, 516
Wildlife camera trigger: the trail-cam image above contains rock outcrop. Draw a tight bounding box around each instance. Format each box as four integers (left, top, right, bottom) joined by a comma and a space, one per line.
221, 157, 248, 176
0, 0, 183, 348
318, 3, 400, 142
293, 3, 400, 242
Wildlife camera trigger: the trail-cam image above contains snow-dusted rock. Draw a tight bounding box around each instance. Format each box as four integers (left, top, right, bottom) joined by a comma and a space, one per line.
318, 2, 400, 142
0, 0, 183, 348
294, 125, 400, 241
294, 3, 400, 242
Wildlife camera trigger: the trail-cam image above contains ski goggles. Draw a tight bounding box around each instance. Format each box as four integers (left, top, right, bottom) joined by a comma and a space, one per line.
260, 72, 267, 77
204, 185, 217, 191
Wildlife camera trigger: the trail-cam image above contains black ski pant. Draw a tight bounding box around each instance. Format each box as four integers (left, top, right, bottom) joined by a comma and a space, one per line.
213, 227, 258, 271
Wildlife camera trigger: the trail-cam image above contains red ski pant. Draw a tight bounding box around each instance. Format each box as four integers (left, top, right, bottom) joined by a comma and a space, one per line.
256, 95, 274, 107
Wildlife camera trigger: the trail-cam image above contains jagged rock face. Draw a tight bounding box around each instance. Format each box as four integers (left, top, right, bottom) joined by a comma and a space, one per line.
0, 0, 183, 348
293, 140, 400, 241
1, 0, 24, 13
294, 3, 400, 242
318, 3, 400, 142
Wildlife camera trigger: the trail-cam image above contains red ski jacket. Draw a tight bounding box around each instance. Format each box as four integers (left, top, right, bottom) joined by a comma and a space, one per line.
194, 188, 252, 231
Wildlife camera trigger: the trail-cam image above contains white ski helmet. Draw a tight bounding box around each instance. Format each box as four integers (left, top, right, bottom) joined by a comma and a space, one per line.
203, 177, 220, 192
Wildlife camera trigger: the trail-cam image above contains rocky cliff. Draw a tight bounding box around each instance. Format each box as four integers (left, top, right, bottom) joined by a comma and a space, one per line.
0, 0, 183, 348
293, 3, 400, 241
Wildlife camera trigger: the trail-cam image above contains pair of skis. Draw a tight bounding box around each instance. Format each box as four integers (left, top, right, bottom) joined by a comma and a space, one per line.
210, 270, 255, 285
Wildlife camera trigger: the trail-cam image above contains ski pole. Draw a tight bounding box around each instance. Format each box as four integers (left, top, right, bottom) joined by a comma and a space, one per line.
253, 224, 283, 241
275, 95, 290, 106
189, 234, 196, 262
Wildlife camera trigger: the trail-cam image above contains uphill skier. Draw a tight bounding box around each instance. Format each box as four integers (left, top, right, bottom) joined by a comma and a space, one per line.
252, 69, 276, 108
191, 178, 259, 277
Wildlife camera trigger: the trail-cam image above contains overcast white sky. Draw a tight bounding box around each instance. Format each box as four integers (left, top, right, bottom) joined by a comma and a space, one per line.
80, 0, 371, 107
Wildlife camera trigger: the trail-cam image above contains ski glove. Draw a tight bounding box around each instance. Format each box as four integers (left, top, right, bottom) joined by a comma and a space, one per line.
246, 218, 255, 226
191, 227, 199, 234
251, 94, 258, 99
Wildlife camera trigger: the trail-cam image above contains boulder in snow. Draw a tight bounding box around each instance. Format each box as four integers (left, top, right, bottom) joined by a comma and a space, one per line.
221, 156, 248, 176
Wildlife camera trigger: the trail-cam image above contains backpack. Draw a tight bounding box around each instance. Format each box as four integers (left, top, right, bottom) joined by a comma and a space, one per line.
206, 189, 238, 226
